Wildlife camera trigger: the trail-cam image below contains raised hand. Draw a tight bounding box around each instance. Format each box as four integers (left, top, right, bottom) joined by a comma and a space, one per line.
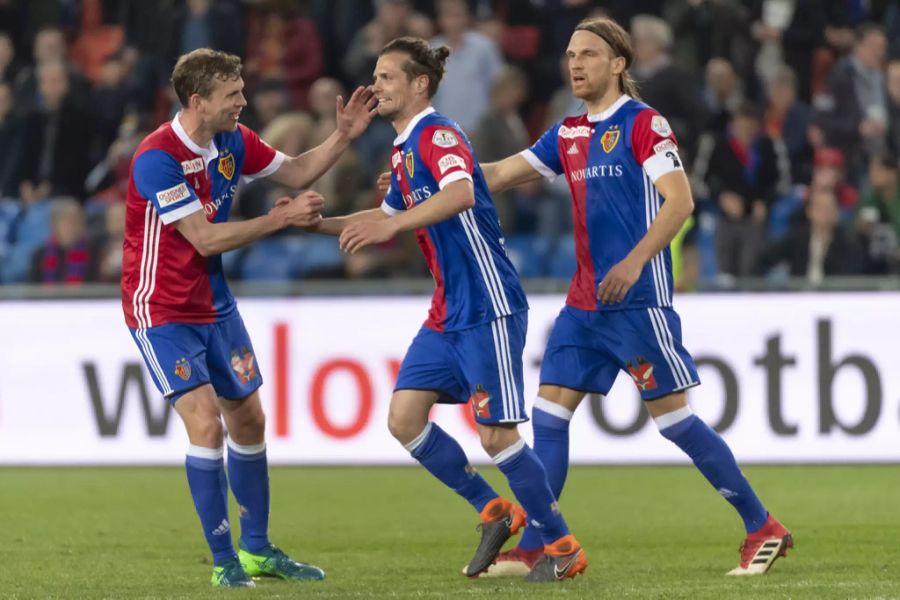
336, 85, 378, 140
376, 171, 391, 195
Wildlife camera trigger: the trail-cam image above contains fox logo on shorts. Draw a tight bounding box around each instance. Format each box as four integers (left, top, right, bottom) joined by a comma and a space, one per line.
626, 357, 657, 391
174, 358, 192, 381
470, 384, 491, 419
231, 346, 258, 384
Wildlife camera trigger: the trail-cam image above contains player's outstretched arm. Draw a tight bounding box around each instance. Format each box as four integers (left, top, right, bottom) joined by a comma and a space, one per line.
175, 191, 324, 256
480, 154, 543, 193
269, 86, 378, 189
597, 170, 694, 304
307, 208, 389, 237
339, 179, 475, 254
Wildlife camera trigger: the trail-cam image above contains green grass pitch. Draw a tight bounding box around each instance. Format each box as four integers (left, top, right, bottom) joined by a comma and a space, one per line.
1, 465, 898, 599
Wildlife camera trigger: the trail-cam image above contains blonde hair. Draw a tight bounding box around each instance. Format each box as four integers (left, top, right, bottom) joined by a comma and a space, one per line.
574, 17, 641, 100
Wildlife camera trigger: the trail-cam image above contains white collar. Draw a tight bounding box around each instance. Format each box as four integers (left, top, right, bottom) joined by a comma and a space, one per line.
393, 106, 436, 145
171, 111, 219, 163
587, 95, 630, 123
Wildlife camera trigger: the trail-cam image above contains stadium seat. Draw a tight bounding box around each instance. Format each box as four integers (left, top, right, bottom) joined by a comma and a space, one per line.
504, 233, 548, 278
294, 235, 344, 278
547, 234, 577, 279
239, 237, 305, 281
1, 200, 53, 283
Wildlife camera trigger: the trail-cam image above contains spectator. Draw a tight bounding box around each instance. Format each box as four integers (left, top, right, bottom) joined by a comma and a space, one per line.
810, 147, 859, 213
165, 0, 242, 62
764, 64, 813, 184
430, 0, 503, 131
814, 23, 888, 185
0, 31, 22, 83
630, 14, 706, 161
20, 60, 97, 201
702, 57, 743, 134
29, 197, 100, 284
0, 80, 23, 197
757, 186, 864, 283
693, 102, 789, 278
13, 26, 90, 114
95, 200, 126, 283
886, 57, 900, 159
343, 0, 418, 88
855, 153, 900, 274
243, 0, 323, 110
92, 51, 135, 150
240, 78, 288, 133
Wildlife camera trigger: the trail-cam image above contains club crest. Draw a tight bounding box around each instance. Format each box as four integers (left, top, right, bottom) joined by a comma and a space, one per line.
174, 358, 192, 381
218, 151, 235, 180
231, 346, 258, 384
600, 127, 620, 153
405, 149, 415, 178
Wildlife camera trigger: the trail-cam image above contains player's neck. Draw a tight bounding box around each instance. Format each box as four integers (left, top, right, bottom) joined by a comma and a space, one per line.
584, 86, 626, 117
390, 101, 431, 135
177, 110, 215, 149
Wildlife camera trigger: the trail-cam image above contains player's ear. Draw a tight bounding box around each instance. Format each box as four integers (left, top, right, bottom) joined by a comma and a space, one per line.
611, 56, 626, 76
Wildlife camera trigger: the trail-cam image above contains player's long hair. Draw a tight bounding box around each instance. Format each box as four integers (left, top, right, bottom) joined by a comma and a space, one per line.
575, 17, 641, 100
380, 37, 450, 99
171, 49, 242, 106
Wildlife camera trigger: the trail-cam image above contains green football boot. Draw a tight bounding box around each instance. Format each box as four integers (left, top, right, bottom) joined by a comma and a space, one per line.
211, 556, 256, 588
238, 543, 325, 581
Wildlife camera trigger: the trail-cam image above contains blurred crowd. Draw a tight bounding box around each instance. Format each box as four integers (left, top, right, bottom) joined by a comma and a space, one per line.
0, 0, 899, 290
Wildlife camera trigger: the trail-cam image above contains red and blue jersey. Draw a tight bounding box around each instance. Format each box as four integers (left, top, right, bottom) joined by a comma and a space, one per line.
381, 107, 527, 332
521, 95, 685, 312
122, 115, 284, 328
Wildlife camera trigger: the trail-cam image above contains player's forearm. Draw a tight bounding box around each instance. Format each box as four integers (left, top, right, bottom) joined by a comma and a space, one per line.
628, 194, 693, 266
316, 208, 387, 237
391, 187, 474, 233
280, 130, 351, 189
482, 156, 542, 194
199, 214, 283, 256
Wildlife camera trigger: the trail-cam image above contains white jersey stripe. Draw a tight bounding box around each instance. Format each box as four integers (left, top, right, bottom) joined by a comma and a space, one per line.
497, 317, 520, 421
458, 210, 511, 317
493, 317, 515, 421
136, 328, 172, 395
643, 173, 664, 305
132, 203, 152, 328
651, 186, 672, 306
458, 212, 502, 318
461, 210, 511, 314
490, 319, 511, 420
648, 308, 691, 388
651, 307, 692, 384
142, 210, 163, 328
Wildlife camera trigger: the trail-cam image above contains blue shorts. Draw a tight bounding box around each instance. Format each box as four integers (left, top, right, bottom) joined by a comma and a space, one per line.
129, 313, 262, 405
395, 312, 528, 424
540, 306, 699, 400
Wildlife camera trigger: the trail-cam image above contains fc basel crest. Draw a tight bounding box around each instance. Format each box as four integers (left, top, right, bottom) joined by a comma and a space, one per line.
600, 126, 620, 153
174, 358, 192, 381
218, 150, 235, 180
405, 149, 415, 178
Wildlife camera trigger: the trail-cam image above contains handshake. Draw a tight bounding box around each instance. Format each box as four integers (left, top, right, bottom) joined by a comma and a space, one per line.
269, 190, 325, 231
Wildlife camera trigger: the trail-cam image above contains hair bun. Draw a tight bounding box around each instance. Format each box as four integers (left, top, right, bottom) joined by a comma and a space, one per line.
432, 46, 450, 67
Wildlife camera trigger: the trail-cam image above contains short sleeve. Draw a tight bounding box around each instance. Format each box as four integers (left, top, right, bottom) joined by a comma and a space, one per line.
381, 173, 405, 215
239, 124, 285, 182
419, 125, 474, 190
133, 150, 203, 225
631, 109, 684, 182
519, 122, 563, 181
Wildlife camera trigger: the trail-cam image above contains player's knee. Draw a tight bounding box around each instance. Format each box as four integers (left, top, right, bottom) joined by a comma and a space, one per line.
387, 412, 416, 444
190, 418, 225, 447
478, 424, 519, 457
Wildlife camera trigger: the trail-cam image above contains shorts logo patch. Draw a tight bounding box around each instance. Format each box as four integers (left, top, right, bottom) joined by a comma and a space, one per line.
174, 357, 192, 381
156, 182, 191, 207
626, 357, 657, 391
231, 346, 258, 384
405, 149, 415, 178
600, 126, 620, 153
650, 115, 672, 137
432, 129, 459, 148
217, 151, 235, 180
470, 384, 491, 419
438, 154, 466, 174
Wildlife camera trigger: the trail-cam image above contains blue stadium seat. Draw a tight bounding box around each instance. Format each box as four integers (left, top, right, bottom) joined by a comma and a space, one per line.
547, 234, 576, 279
1, 200, 52, 283
294, 235, 344, 278
238, 237, 305, 281
504, 233, 549, 278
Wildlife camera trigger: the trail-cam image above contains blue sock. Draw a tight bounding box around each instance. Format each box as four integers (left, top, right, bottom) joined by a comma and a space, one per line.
406, 422, 498, 512
519, 399, 573, 550
494, 439, 569, 545
185, 446, 235, 566
656, 407, 769, 533
226, 439, 271, 553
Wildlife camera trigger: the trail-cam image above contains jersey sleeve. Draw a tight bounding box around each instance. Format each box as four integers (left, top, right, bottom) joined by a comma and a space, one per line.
380, 173, 405, 215
519, 122, 563, 181
631, 109, 684, 182
239, 124, 286, 182
418, 125, 474, 189
133, 149, 203, 225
